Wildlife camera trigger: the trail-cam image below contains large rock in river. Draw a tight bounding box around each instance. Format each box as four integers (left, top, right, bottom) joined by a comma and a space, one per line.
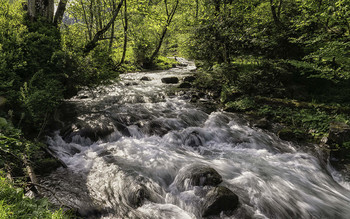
173, 164, 222, 191
178, 82, 192, 88
202, 186, 239, 217
183, 75, 196, 83
161, 77, 179, 84
328, 122, 350, 145
140, 76, 152, 81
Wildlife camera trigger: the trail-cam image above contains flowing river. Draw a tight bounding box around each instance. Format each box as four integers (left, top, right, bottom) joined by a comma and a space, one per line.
41, 59, 350, 218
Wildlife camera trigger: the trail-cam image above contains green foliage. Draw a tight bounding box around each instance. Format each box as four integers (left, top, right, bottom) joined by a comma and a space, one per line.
0, 117, 39, 172
0, 0, 120, 133
152, 56, 178, 70
257, 105, 350, 139
225, 97, 256, 112
0, 174, 69, 218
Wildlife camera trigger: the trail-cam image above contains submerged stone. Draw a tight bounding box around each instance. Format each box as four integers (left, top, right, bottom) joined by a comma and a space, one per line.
173, 164, 222, 191
126, 184, 150, 208
178, 82, 192, 88
183, 75, 196, 83
202, 186, 239, 217
63, 123, 115, 143
161, 77, 179, 84
140, 76, 152, 81
184, 131, 203, 147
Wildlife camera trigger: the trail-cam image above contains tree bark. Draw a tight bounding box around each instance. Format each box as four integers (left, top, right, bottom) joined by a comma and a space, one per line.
54, 0, 69, 26
80, 0, 92, 40
22, 154, 42, 196
84, 0, 124, 54
269, 0, 282, 28
27, 0, 55, 22
109, 20, 115, 50
119, 0, 128, 65
149, 0, 179, 62
27, 0, 36, 21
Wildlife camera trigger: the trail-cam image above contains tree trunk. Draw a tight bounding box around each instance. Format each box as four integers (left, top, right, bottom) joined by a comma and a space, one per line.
84, 0, 124, 54
149, 0, 179, 62
109, 20, 115, 51
22, 154, 42, 195
119, 0, 128, 65
27, 0, 67, 24
54, 0, 68, 26
27, 0, 36, 21
269, 0, 282, 28
27, 0, 55, 22
80, 0, 92, 40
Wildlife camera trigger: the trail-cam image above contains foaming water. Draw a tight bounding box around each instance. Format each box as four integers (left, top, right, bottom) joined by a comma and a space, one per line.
42, 60, 350, 218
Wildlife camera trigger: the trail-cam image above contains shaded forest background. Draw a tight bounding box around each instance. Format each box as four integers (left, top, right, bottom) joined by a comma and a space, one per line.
0, 0, 349, 217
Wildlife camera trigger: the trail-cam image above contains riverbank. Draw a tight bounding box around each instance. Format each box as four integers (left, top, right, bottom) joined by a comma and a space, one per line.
0, 55, 179, 218
38, 61, 350, 218
187, 60, 350, 179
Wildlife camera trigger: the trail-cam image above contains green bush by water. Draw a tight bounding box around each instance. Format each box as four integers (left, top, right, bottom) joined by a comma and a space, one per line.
0, 174, 70, 218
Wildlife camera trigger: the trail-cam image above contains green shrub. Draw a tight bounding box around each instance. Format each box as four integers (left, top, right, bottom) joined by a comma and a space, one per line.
225, 97, 256, 112
0, 174, 70, 218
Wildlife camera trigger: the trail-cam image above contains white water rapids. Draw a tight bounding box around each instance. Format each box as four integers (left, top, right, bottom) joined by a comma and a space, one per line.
41, 59, 350, 218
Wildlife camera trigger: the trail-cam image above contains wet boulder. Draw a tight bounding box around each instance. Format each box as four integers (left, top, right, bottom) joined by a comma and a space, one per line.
173, 164, 222, 191
126, 184, 150, 208
328, 122, 350, 166
183, 76, 196, 83
328, 122, 350, 145
202, 186, 239, 217
121, 173, 164, 209
125, 82, 139, 86
253, 117, 271, 130
140, 76, 152, 81
142, 120, 171, 136
184, 131, 203, 147
178, 82, 192, 89
161, 77, 179, 84
63, 123, 115, 143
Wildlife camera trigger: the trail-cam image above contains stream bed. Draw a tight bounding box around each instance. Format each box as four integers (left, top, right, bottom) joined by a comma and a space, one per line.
41, 59, 350, 218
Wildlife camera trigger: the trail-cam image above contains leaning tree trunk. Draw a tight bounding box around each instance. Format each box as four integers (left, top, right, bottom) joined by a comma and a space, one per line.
119, 0, 128, 65
84, 0, 124, 54
54, 0, 69, 26
149, 0, 179, 62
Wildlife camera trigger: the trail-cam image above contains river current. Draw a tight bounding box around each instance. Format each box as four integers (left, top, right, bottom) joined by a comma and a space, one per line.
41, 59, 350, 218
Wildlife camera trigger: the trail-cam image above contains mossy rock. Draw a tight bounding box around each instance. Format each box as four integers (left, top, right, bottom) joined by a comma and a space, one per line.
328, 122, 350, 145
34, 158, 61, 176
